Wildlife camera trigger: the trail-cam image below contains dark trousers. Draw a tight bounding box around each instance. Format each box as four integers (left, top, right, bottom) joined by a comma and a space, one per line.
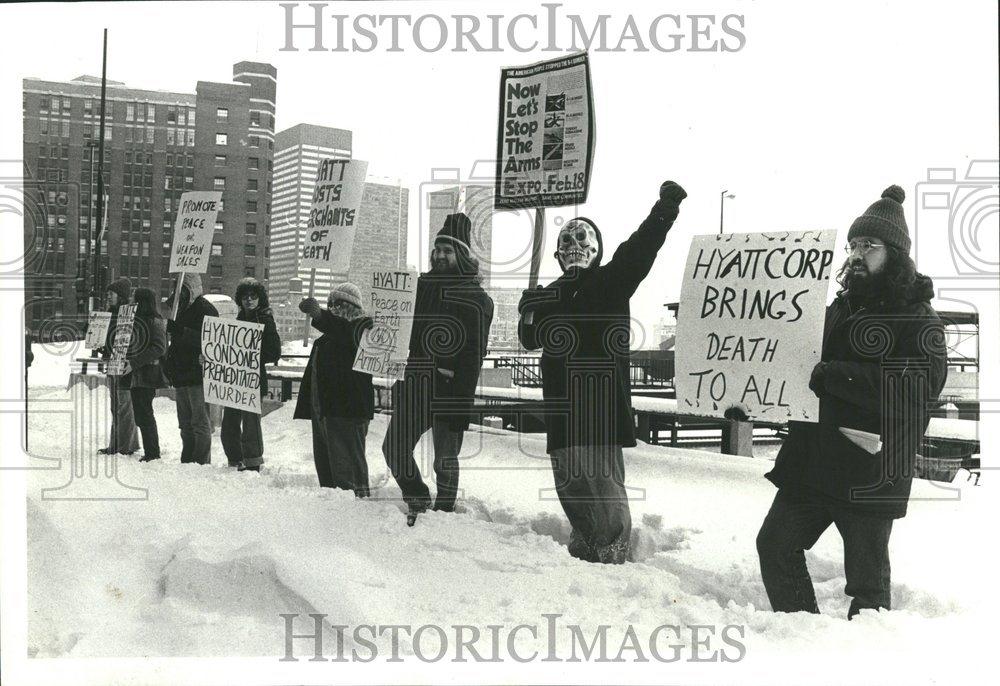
129, 387, 160, 459
175, 383, 212, 465
757, 489, 894, 619
106, 377, 139, 454
549, 444, 632, 564
221, 408, 264, 467
312, 416, 370, 496
382, 380, 464, 511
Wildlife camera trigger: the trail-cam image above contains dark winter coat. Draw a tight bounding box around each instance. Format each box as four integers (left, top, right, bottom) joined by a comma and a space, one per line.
234, 279, 282, 397
122, 314, 168, 390
765, 274, 947, 519
518, 200, 680, 454
404, 272, 494, 431
293, 311, 375, 421
164, 295, 219, 387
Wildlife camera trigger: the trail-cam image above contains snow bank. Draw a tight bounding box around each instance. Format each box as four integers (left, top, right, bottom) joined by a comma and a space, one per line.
20, 346, 994, 683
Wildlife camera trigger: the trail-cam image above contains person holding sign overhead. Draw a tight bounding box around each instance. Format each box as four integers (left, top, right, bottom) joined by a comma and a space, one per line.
295, 283, 375, 496
518, 181, 687, 564
164, 273, 219, 465
98, 277, 140, 456
382, 213, 494, 524
221, 278, 282, 472
120, 287, 169, 462
757, 185, 947, 619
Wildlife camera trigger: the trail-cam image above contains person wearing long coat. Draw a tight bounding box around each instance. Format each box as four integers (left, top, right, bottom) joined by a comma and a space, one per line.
518, 181, 687, 564
295, 283, 374, 496
758, 185, 948, 618
221, 278, 282, 471
121, 287, 169, 462
382, 214, 494, 522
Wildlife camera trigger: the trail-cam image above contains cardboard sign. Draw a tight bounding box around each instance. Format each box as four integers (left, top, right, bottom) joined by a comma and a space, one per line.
106, 304, 136, 376
200, 316, 264, 414
167, 191, 224, 273
352, 268, 418, 379
675, 231, 837, 423
495, 51, 595, 209
84, 311, 111, 349
300, 159, 368, 271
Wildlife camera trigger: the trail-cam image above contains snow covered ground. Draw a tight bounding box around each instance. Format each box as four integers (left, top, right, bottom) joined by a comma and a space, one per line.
17, 343, 996, 684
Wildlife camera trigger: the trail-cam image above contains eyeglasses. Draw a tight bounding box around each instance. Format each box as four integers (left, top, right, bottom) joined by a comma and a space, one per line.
845, 240, 886, 255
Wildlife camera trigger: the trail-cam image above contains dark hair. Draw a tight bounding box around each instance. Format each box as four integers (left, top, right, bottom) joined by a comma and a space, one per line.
133, 287, 162, 318
836, 246, 917, 310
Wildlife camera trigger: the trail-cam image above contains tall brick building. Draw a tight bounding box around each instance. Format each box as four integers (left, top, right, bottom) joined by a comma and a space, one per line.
268, 123, 409, 337
22, 61, 276, 338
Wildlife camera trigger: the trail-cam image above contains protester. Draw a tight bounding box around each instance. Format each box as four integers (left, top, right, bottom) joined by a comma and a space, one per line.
382, 213, 494, 524
164, 273, 218, 465
98, 276, 140, 456
757, 185, 948, 618
221, 278, 281, 472
518, 181, 687, 564
121, 287, 168, 462
295, 283, 375, 495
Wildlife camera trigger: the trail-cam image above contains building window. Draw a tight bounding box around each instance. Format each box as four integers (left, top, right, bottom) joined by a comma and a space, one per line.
167, 106, 176, 123
167, 129, 175, 145
210, 264, 223, 278
247, 179, 258, 192
146, 127, 154, 144
211, 244, 222, 256
215, 221, 224, 232
216, 108, 228, 122
244, 266, 256, 277
40, 96, 50, 111
244, 245, 256, 257
213, 177, 226, 190
215, 133, 227, 146
188, 109, 195, 125
84, 99, 93, 117
62, 120, 70, 137
249, 135, 259, 148
186, 130, 195, 146
215, 154, 226, 166
250, 111, 260, 126
245, 222, 257, 235
147, 104, 155, 122
246, 200, 257, 213
248, 157, 259, 169
126, 102, 135, 121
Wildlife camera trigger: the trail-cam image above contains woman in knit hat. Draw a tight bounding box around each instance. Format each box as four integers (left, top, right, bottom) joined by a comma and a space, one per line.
221, 278, 282, 472
295, 283, 375, 496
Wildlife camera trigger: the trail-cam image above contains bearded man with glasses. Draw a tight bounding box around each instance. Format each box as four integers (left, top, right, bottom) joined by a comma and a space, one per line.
757, 185, 948, 619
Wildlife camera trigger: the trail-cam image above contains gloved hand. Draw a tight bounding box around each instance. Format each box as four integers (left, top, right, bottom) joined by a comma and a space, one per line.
518, 285, 547, 315
298, 297, 321, 318
808, 361, 828, 397
652, 180, 687, 220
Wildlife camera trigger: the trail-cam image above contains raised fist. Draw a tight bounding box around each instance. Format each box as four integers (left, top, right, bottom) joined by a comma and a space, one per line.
659, 180, 687, 206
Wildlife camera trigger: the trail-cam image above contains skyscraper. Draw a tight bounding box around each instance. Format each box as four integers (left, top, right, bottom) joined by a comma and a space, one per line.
268, 123, 409, 336
21, 61, 276, 338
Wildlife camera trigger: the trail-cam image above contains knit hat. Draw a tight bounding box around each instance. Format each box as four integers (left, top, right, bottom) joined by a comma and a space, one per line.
435, 213, 472, 254
105, 276, 132, 302
848, 185, 910, 253
329, 282, 362, 309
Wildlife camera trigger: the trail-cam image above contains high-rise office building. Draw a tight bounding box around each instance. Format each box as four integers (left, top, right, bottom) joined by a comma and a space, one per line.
268, 123, 408, 336
21, 61, 276, 337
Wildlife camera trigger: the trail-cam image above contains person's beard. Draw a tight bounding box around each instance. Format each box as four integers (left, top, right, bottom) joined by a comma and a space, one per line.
845, 260, 885, 300
431, 258, 457, 274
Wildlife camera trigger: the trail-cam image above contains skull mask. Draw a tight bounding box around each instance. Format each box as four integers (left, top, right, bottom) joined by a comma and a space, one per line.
555, 219, 600, 270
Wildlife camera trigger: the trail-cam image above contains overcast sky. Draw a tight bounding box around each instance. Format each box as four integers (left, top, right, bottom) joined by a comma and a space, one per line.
1, 0, 997, 331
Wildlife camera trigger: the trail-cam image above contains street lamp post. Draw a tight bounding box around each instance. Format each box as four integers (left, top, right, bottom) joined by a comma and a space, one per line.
719, 190, 736, 235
